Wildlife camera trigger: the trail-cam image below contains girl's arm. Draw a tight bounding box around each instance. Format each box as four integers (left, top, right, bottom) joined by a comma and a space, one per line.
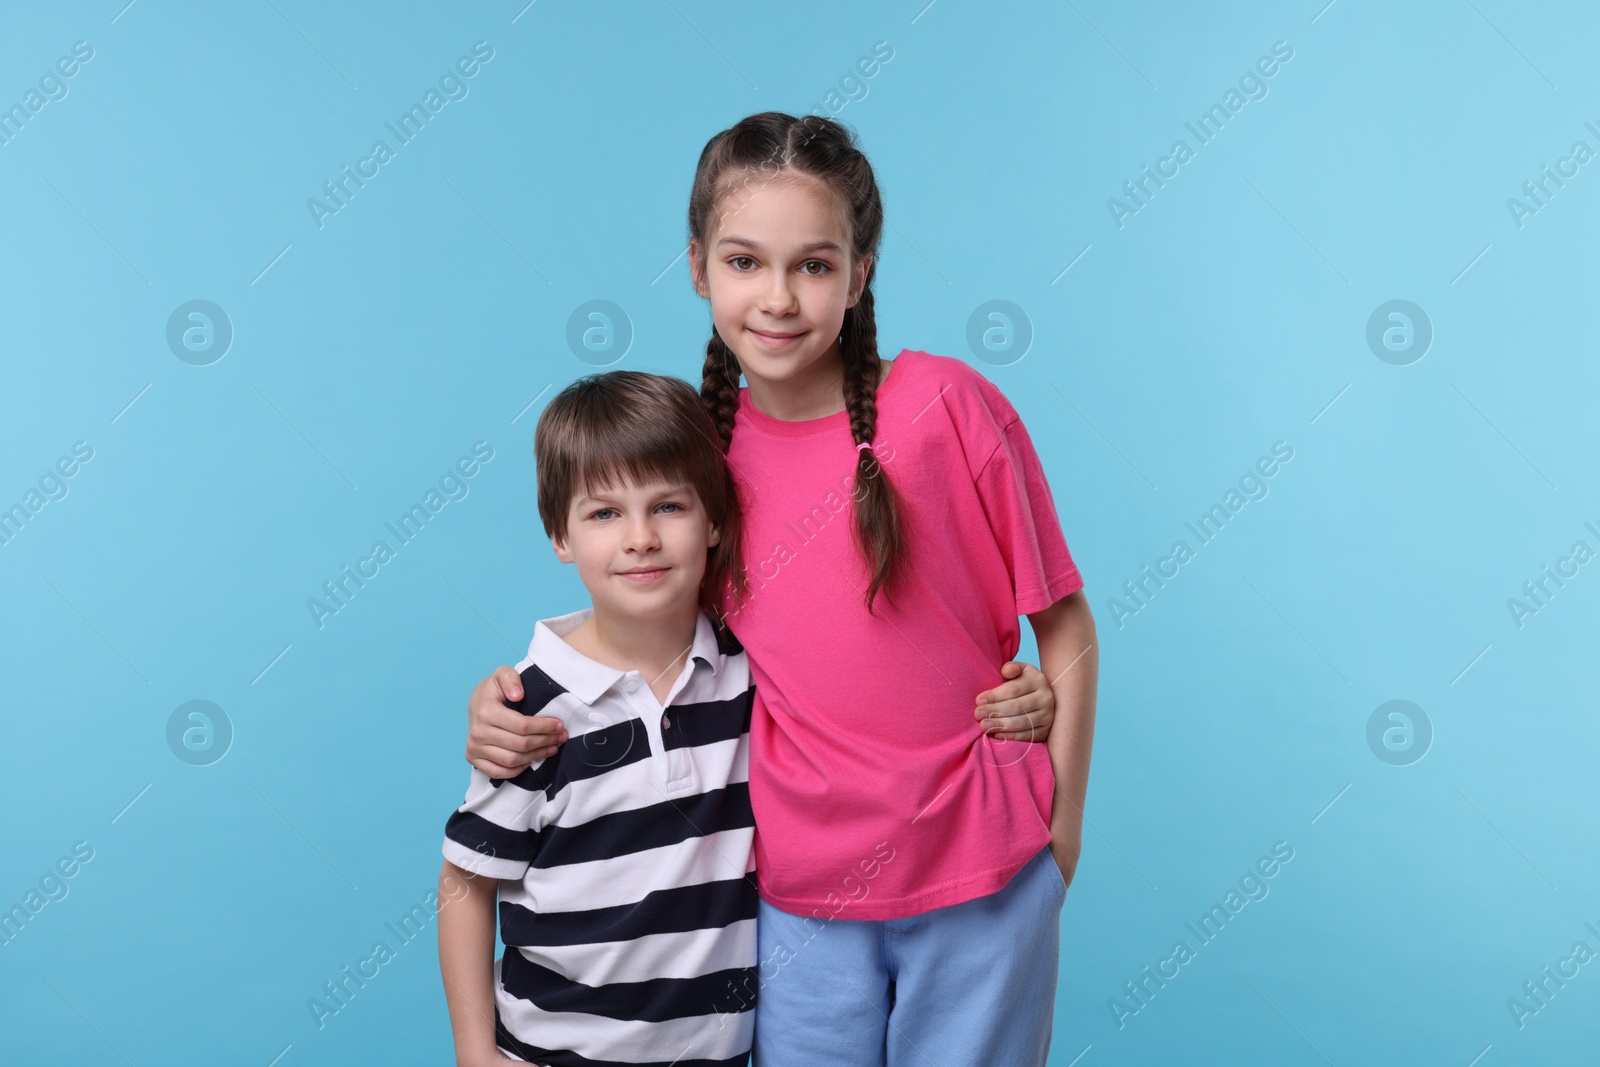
466, 666, 568, 778
469, 658, 1055, 775
1025, 590, 1099, 888
437, 860, 514, 1067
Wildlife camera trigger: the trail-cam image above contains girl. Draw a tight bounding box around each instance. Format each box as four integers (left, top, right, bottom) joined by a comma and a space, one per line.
467, 113, 1097, 1065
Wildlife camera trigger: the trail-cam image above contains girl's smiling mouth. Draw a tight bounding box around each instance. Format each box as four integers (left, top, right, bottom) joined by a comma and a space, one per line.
749, 328, 808, 349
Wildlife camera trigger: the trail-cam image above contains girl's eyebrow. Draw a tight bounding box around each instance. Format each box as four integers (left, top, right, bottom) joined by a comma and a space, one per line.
716, 236, 845, 256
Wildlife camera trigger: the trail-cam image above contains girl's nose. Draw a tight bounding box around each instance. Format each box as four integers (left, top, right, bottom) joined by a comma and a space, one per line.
759, 276, 799, 315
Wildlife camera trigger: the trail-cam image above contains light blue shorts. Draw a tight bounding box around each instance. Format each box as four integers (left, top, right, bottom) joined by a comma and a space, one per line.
752, 844, 1067, 1066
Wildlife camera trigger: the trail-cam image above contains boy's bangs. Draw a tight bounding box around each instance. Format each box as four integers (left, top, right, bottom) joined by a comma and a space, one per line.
568, 416, 703, 503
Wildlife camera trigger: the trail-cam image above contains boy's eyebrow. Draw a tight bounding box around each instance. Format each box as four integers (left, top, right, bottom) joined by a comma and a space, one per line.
575, 483, 693, 507
715, 236, 845, 257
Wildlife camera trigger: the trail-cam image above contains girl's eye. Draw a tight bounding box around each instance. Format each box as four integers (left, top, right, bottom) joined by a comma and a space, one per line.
730, 256, 756, 271
800, 260, 831, 276
657, 502, 684, 514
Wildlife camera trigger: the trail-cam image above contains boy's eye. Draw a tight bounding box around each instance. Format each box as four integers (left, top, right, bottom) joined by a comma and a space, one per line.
589, 502, 683, 520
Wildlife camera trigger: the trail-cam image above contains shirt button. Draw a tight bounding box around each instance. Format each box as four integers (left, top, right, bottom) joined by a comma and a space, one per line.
624, 677, 639, 692
662, 715, 671, 729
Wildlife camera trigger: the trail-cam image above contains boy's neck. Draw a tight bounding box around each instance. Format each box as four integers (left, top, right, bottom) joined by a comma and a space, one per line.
563, 600, 701, 685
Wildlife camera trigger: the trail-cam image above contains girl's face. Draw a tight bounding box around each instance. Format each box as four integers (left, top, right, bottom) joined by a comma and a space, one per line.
691, 175, 871, 393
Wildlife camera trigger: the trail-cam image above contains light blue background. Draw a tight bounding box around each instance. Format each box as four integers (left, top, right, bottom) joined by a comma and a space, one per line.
2, 2, 1596, 1064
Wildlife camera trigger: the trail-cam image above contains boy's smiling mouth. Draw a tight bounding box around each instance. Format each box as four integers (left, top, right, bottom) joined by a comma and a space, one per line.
617, 566, 671, 583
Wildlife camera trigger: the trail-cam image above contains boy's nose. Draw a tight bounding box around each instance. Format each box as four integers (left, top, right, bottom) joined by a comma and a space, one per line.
622, 518, 660, 550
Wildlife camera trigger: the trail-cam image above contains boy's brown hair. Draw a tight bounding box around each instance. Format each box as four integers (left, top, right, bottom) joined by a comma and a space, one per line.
535, 371, 747, 622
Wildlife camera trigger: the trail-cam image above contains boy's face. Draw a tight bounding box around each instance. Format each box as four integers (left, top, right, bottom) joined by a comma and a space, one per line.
553, 475, 720, 620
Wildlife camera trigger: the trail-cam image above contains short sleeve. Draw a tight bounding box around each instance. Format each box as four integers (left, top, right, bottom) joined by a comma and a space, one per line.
973, 410, 1084, 616
441, 767, 546, 880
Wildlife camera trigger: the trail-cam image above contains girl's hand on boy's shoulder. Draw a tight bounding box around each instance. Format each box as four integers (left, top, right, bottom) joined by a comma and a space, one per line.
466, 665, 568, 778
974, 660, 1055, 742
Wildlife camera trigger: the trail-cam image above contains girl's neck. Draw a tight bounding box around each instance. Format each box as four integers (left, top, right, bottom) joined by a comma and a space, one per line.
744, 345, 889, 422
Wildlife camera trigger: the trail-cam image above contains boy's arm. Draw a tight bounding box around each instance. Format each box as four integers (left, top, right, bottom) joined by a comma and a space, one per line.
437, 860, 512, 1067
1026, 590, 1099, 888
974, 660, 1056, 742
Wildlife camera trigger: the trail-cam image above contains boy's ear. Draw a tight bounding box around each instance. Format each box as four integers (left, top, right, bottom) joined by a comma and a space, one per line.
551, 534, 574, 564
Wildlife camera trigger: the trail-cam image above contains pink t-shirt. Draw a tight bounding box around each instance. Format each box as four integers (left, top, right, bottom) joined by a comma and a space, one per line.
720, 349, 1084, 920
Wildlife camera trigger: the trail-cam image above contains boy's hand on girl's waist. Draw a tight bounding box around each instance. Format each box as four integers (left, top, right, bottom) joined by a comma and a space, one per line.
466, 664, 568, 779
974, 660, 1056, 743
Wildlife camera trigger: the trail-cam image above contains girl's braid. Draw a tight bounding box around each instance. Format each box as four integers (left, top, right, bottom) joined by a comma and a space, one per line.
699, 330, 741, 449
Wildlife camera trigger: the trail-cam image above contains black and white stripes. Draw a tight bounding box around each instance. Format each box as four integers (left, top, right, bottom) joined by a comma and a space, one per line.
443, 608, 757, 1066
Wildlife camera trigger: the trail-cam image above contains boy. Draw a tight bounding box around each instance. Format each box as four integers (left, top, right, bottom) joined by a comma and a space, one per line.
438, 371, 756, 1066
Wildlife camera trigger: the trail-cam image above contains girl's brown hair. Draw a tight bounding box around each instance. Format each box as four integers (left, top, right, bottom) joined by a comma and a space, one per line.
535, 371, 747, 622
689, 111, 907, 614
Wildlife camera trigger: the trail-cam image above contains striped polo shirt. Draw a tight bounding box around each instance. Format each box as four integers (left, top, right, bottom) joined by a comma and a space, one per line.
442, 606, 758, 1066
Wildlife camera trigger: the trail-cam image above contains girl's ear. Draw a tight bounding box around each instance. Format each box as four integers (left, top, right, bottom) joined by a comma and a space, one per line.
707, 522, 722, 548
689, 238, 709, 298
848, 253, 874, 307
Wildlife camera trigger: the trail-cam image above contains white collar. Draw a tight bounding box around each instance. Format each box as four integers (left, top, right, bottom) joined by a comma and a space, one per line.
526, 606, 722, 706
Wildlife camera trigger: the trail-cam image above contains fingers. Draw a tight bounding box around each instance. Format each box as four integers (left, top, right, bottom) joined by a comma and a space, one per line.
521, 714, 569, 744
497, 742, 557, 764
977, 679, 1027, 706
470, 672, 511, 722
978, 662, 1025, 703
473, 703, 569, 741
984, 727, 1042, 743
977, 687, 1052, 736
981, 709, 1047, 736
974, 683, 1019, 707
976, 661, 1051, 729
977, 664, 1046, 706
466, 741, 557, 777
985, 726, 1049, 742
470, 717, 568, 751
989, 723, 1051, 743
975, 690, 1047, 722
469, 752, 539, 779
492, 664, 524, 702
976, 700, 1015, 726
470, 725, 553, 755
